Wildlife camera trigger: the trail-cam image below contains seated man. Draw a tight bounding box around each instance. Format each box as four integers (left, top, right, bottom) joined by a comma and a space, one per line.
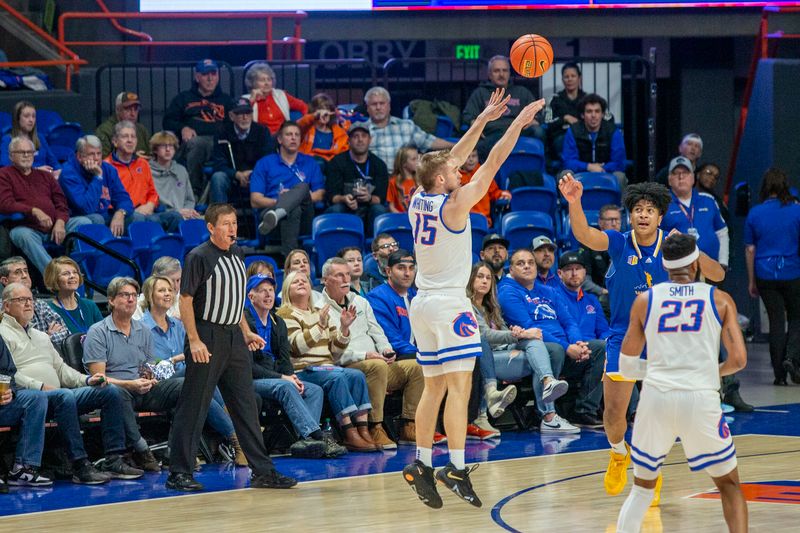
480, 233, 510, 282
0, 336, 50, 490
106, 121, 182, 232
1, 283, 143, 482
363, 86, 453, 170
498, 248, 584, 433
322, 257, 423, 449
324, 122, 389, 237
209, 97, 275, 204
653, 133, 703, 186
0, 256, 69, 343
251, 121, 325, 256
459, 148, 510, 227
561, 93, 627, 190
0, 137, 93, 276
364, 232, 399, 283
59, 135, 135, 236
533, 235, 559, 287
555, 251, 608, 428
83, 276, 184, 472
95, 91, 151, 158
148, 131, 201, 221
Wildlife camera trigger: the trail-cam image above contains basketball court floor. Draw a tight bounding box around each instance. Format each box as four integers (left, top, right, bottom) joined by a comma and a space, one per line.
1, 344, 798, 532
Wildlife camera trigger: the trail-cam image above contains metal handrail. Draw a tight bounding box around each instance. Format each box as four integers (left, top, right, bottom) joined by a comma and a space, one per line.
63, 232, 143, 296
93, 0, 152, 42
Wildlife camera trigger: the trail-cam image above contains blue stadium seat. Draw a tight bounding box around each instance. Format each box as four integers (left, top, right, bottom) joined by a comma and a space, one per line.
435, 115, 456, 138
310, 214, 364, 271
289, 110, 303, 121
562, 209, 601, 250
374, 213, 414, 252
497, 153, 546, 189
509, 175, 558, 215
71, 224, 136, 288
47, 123, 83, 163
512, 137, 545, 156
470, 212, 489, 257
500, 211, 555, 253
179, 219, 209, 254
0, 111, 10, 133
128, 221, 185, 276
575, 172, 621, 211
35, 109, 64, 134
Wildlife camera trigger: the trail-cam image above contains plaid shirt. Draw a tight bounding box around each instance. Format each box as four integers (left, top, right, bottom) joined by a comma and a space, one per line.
32, 298, 70, 344
366, 117, 437, 169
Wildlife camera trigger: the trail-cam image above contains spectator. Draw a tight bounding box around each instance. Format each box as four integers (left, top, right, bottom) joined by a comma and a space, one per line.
654, 133, 703, 186
0, 256, 69, 343
362, 86, 453, 170
463, 55, 543, 161
276, 270, 379, 452
321, 257, 424, 449
44, 256, 103, 335
561, 93, 627, 190
498, 248, 584, 433
324, 121, 389, 236
479, 233, 510, 283
365, 233, 398, 283
148, 131, 201, 221
283, 249, 324, 306
246, 259, 275, 279
83, 277, 184, 472
209, 96, 275, 205
532, 235, 559, 287
58, 135, 134, 236
298, 93, 350, 161
0, 137, 92, 276
660, 156, 729, 269
133, 256, 182, 320
386, 145, 419, 213
338, 246, 382, 297
744, 167, 800, 385
546, 62, 587, 158
0, 101, 61, 178
459, 148, 510, 227
163, 59, 234, 195
555, 251, 608, 427
251, 121, 325, 256
106, 122, 182, 232
245, 274, 344, 458
0, 336, 51, 489
95, 91, 151, 158
244, 62, 308, 136
1, 282, 143, 483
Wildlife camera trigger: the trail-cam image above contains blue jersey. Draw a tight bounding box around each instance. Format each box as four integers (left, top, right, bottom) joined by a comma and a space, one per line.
605, 229, 668, 333
660, 190, 726, 261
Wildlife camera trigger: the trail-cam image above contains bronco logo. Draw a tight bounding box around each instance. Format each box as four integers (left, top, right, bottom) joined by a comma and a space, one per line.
452, 312, 478, 337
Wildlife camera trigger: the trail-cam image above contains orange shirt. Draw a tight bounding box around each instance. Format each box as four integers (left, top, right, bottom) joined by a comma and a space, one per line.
297, 114, 350, 161
105, 153, 159, 208
253, 92, 308, 135
386, 175, 417, 213
459, 163, 507, 227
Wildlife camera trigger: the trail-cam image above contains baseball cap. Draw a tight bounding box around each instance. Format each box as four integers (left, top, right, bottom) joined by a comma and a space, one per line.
387, 249, 415, 267
558, 250, 585, 269
348, 121, 370, 136
115, 91, 140, 108
246, 274, 276, 294
669, 156, 694, 174
195, 59, 219, 73
481, 233, 509, 251
231, 97, 253, 114
532, 235, 556, 251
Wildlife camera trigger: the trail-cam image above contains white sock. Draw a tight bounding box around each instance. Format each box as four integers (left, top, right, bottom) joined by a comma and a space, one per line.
416, 446, 432, 467
610, 439, 628, 456
450, 449, 465, 470
483, 380, 498, 395
617, 484, 655, 533
274, 207, 287, 220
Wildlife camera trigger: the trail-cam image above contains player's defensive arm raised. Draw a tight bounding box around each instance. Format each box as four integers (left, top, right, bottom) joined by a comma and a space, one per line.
716, 288, 747, 376
449, 88, 511, 167
559, 172, 609, 251
619, 291, 649, 380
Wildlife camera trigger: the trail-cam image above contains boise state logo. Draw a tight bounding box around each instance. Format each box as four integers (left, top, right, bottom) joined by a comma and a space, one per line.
452, 311, 478, 338
718, 414, 731, 439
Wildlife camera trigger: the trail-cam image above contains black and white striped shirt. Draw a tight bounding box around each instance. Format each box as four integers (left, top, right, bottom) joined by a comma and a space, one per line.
182, 241, 246, 326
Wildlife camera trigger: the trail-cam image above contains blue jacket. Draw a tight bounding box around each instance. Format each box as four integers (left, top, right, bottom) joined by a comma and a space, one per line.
498, 276, 582, 350
556, 282, 610, 341
561, 125, 626, 174
366, 283, 417, 357
59, 158, 134, 217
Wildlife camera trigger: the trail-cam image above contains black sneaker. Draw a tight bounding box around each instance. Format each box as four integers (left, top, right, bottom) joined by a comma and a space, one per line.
435, 463, 482, 508
290, 438, 326, 459
402, 460, 442, 509
723, 390, 755, 413
783, 360, 800, 384
101, 455, 144, 480
132, 449, 161, 472
7, 465, 53, 487
322, 436, 348, 458
165, 472, 204, 492
258, 210, 279, 235
571, 412, 604, 428
250, 469, 297, 489
72, 459, 111, 485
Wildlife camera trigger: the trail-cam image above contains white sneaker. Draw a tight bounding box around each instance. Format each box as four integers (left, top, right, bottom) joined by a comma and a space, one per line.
540, 414, 580, 434
473, 412, 501, 437
542, 378, 569, 403
487, 385, 517, 418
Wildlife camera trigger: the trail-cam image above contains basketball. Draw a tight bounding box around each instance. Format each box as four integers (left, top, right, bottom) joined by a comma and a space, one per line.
509, 34, 554, 78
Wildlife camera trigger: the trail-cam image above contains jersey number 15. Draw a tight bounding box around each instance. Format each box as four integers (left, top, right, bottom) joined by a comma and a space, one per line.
657, 299, 705, 333
413, 213, 438, 246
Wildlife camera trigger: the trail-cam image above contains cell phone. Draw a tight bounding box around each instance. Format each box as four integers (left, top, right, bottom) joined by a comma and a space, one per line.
385, 352, 396, 358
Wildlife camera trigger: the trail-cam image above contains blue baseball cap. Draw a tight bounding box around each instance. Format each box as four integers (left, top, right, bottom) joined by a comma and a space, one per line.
195, 59, 219, 74
246, 274, 276, 294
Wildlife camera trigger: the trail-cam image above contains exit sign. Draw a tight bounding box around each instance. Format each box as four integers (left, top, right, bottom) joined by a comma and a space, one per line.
456, 44, 480, 60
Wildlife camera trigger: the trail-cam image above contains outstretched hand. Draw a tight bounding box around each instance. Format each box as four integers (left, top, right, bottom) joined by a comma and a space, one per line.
558, 172, 583, 204
477, 88, 511, 123
512, 98, 546, 128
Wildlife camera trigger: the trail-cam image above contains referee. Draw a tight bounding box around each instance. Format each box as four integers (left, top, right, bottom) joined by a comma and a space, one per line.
166, 203, 297, 491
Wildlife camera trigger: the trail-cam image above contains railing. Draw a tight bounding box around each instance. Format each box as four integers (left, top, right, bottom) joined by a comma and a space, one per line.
63, 232, 143, 295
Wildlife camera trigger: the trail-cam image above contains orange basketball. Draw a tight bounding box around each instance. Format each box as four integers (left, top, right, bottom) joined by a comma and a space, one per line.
509, 34, 554, 78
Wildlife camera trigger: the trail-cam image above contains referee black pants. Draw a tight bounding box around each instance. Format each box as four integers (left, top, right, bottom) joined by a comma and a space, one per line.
169, 321, 274, 475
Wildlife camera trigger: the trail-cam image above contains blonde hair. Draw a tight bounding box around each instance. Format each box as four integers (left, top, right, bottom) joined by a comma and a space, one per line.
44, 257, 84, 293
149, 130, 179, 152
417, 150, 451, 191
278, 270, 314, 313
140, 275, 173, 312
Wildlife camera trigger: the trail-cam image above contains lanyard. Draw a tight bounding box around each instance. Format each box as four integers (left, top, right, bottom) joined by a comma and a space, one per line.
350, 154, 370, 181
56, 296, 87, 333
630, 229, 663, 288
677, 196, 695, 227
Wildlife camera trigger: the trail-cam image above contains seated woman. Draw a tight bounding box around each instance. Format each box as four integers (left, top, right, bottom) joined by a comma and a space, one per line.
337, 246, 382, 297
245, 62, 308, 135
276, 270, 379, 452
386, 145, 419, 213
546, 62, 587, 158
245, 273, 346, 458
133, 256, 182, 320
45, 257, 103, 334
284, 249, 324, 306
0, 100, 61, 177
247, 259, 275, 279
298, 93, 349, 162
138, 275, 247, 467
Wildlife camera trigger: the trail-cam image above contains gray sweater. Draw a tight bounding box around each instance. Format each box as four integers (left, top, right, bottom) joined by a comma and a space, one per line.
149, 159, 195, 210
472, 304, 515, 349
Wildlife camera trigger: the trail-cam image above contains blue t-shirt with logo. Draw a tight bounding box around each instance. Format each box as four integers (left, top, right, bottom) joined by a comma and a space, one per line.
250, 152, 324, 200
660, 190, 726, 260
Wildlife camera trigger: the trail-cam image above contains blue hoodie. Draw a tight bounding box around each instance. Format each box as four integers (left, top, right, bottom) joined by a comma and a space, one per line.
59, 158, 134, 217
556, 282, 611, 341
366, 283, 417, 357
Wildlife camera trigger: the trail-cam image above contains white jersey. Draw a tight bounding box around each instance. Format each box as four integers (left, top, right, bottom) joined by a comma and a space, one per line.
643, 282, 722, 392
408, 192, 472, 291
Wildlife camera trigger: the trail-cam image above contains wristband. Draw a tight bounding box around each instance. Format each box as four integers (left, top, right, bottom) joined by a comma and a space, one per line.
85, 375, 91, 385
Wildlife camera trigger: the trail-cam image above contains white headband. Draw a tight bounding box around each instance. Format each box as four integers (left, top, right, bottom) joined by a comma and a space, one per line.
662, 248, 699, 269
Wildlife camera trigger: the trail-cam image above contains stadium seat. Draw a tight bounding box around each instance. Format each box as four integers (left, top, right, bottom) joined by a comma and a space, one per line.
575, 172, 621, 211
512, 136, 545, 156
0, 111, 11, 132
71, 224, 136, 289
310, 214, 364, 272
509, 174, 558, 215
435, 115, 456, 138
374, 213, 414, 252
179, 218, 209, 254
470, 212, 489, 257
497, 153, 546, 189
500, 210, 555, 253
47, 123, 83, 163
128, 221, 185, 276
61, 333, 85, 373
35, 109, 65, 134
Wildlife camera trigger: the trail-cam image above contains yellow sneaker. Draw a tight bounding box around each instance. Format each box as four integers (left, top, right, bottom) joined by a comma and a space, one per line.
649, 473, 663, 507
604, 443, 631, 495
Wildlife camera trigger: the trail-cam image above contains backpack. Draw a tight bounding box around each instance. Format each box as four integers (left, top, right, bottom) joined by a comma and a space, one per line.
409, 99, 461, 134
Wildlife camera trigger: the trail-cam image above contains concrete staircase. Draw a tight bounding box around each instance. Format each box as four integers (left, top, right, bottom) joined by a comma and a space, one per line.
0, 0, 65, 69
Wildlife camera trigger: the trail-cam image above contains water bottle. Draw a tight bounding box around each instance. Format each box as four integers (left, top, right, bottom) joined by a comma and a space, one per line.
322, 418, 333, 440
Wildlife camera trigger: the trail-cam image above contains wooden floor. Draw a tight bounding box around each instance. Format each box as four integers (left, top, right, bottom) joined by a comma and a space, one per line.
3, 434, 797, 532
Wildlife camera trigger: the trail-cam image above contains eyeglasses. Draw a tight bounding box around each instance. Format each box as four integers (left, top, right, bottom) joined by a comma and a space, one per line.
701, 169, 719, 177
10, 150, 34, 156
116, 292, 138, 300
600, 217, 621, 223
6, 297, 33, 304
378, 242, 399, 250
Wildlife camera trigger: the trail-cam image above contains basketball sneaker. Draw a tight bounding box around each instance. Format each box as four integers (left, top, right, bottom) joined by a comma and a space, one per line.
403, 460, 442, 509
435, 463, 482, 508
466, 424, 499, 440
604, 442, 631, 495
650, 472, 663, 507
